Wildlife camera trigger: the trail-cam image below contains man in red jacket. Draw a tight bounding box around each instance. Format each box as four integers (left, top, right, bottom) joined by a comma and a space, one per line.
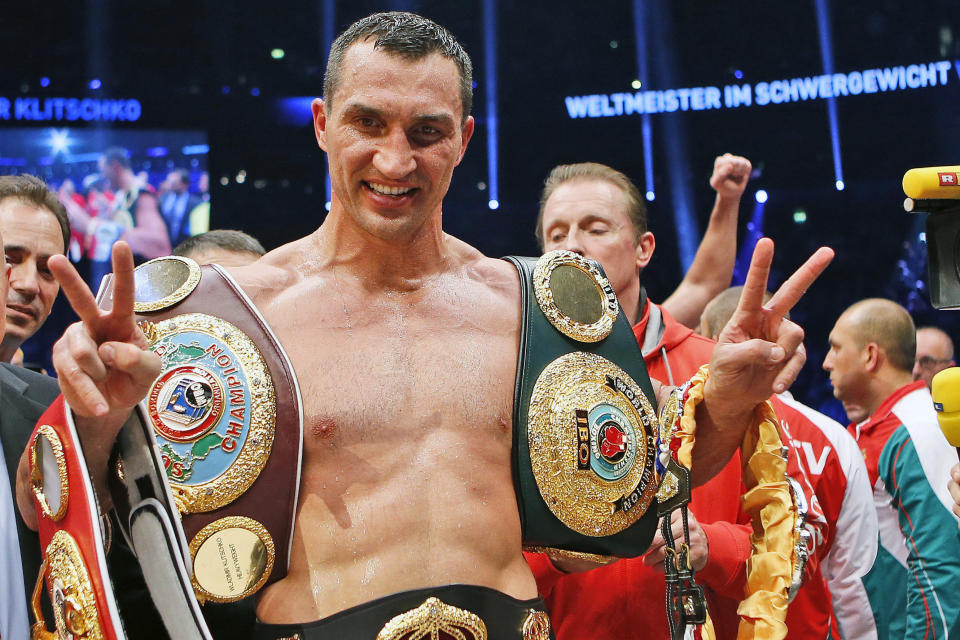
701, 287, 879, 639
528, 161, 828, 639
528, 159, 759, 639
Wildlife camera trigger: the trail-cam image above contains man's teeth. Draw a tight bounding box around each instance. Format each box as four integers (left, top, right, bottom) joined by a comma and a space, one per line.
368, 183, 413, 196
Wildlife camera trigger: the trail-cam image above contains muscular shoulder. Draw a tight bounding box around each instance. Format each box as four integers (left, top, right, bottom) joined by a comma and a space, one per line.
446, 235, 520, 303
221, 236, 315, 305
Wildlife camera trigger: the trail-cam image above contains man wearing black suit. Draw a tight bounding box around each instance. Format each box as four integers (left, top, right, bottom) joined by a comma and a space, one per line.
0, 223, 58, 640
159, 168, 201, 248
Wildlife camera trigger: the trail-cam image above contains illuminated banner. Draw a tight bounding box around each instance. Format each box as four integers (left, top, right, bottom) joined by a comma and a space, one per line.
0, 97, 142, 123
565, 60, 954, 119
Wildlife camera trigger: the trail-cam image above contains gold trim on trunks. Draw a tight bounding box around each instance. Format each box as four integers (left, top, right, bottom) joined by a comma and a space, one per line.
145, 313, 276, 514
189, 516, 275, 603
30, 425, 69, 522
524, 545, 618, 567
522, 610, 552, 640
533, 250, 619, 343
528, 352, 659, 536
377, 597, 487, 640
35, 530, 106, 640
132, 255, 202, 313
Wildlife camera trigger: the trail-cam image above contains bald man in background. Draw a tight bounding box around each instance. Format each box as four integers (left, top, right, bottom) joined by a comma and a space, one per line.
913, 325, 955, 389
823, 299, 960, 639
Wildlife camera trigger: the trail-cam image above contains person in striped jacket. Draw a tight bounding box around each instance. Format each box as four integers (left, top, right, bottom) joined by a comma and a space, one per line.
823, 298, 960, 639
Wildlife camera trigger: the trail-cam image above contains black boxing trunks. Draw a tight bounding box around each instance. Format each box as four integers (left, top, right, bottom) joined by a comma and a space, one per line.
505, 251, 660, 558
252, 584, 554, 640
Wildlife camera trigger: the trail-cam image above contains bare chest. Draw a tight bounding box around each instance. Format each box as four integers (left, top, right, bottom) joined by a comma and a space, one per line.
261, 283, 519, 452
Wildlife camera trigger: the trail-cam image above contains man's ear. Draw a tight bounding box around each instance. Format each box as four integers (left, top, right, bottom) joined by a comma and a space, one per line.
312, 98, 328, 151
635, 231, 656, 269
454, 115, 475, 166
864, 342, 881, 372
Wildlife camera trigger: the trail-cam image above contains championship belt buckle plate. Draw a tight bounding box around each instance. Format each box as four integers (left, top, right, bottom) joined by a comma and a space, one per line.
527, 351, 659, 536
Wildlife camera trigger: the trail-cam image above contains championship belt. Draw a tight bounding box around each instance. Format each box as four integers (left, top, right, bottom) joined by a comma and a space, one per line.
98, 257, 302, 607
506, 251, 659, 557
28, 256, 303, 638
28, 400, 128, 640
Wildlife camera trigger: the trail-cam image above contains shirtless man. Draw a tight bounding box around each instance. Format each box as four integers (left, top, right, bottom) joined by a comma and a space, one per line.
24, 12, 832, 637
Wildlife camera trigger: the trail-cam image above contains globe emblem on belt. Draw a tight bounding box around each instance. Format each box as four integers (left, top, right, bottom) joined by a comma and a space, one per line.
588, 404, 637, 481
150, 366, 225, 443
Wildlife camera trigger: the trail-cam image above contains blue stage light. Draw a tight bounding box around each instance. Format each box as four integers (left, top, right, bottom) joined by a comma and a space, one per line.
89, 79, 101, 90
734, 70, 743, 79
483, 0, 500, 214
835, 180, 845, 191
488, 199, 500, 210
645, 190, 655, 201
48, 129, 72, 156
40, 77, 50, 88
815, 0, 845, 197
755, 189, 768, 203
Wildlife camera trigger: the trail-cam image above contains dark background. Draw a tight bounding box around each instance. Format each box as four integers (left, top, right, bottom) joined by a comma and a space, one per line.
3, 0, 959, 421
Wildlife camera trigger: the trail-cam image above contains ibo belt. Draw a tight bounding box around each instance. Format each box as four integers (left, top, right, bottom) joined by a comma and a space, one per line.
506, 251, 659, 557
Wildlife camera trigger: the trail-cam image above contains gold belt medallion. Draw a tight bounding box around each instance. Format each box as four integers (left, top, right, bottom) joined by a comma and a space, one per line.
377, 597, 487, 640
34, 531, 105, 640
522, 610, 552, 640
132, 255, 202, 313
533, 250, 619, 343
528, 352, 659, 536
142, 313, 276, 514
30, 425, 70, 522
189, 516, 275, 603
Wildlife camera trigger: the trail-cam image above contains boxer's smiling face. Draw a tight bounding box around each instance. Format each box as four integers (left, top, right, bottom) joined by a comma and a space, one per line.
314, 41, 474, 243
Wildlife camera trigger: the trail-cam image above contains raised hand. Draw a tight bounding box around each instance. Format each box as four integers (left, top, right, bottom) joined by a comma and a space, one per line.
709, 153, 752, 201
688, 238, 833, 484
49, 242, 160, 419
707, 238, 833, 407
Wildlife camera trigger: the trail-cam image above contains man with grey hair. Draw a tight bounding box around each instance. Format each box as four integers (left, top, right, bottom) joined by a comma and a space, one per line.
913, 325, 955, 389
0, 174, 70, 364
30, 12, 830, 638
823, 298, 960, 638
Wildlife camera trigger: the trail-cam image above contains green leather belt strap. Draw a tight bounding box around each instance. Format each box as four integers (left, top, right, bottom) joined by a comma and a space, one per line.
506, 251, 659, 557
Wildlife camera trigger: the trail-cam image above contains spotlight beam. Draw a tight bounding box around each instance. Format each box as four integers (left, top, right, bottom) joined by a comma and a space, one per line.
483, 0, 500, 212
815, 0, 844, 190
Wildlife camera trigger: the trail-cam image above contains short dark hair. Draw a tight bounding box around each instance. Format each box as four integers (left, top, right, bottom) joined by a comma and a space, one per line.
323, 12, 473, 122
0, 174, 70, 252
536, 163, 647, 249
173, 229, 266, 259
103, 147, 131, 169
170, 168, 190, 186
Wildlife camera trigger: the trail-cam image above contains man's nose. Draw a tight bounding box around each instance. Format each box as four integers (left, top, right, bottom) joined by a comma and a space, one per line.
912, 360, 923, 381
11, 261, 39, 297
373, 130, 416, 179
562, 230, 585, 256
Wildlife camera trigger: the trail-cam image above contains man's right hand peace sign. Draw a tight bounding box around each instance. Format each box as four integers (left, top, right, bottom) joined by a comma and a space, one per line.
49, 241, 161, 420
